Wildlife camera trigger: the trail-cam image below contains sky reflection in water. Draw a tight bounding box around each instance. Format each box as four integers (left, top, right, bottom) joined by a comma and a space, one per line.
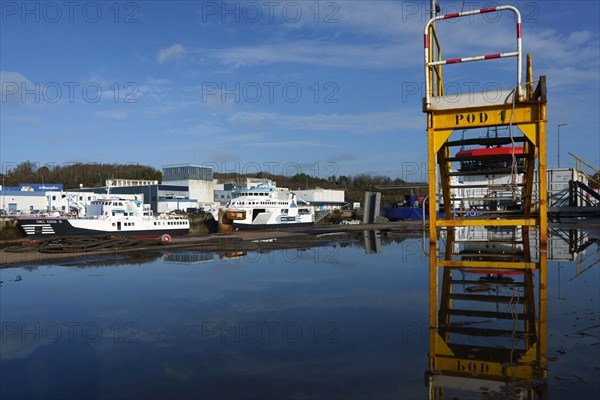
0, 229, 598, 399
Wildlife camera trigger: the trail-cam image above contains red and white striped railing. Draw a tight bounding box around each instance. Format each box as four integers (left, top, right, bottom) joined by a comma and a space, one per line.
424, 5, 522, 108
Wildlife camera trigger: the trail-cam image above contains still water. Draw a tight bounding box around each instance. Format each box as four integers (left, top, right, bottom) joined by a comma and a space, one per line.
1, 226, 598, 399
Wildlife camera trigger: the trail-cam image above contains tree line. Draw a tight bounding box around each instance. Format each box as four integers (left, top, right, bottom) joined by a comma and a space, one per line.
1, 162, 417, 192
1, 162, 162, 189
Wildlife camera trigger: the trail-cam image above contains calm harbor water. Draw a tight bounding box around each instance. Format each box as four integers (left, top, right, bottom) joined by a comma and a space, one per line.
1, 226, 598, 399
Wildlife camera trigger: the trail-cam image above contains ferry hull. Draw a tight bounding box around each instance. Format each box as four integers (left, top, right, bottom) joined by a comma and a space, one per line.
232, 221, 314, 231
17, 218, 189, 241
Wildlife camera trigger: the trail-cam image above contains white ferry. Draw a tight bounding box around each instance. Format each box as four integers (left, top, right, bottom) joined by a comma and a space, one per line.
17, 196, 189, 242
222, 183, 314, 230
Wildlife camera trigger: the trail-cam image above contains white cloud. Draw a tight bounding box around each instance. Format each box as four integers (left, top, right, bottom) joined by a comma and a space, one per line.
228, 109, 423, 134
0, 71, 35, 105
157, 44, 186, 64
202, 41, 413, 69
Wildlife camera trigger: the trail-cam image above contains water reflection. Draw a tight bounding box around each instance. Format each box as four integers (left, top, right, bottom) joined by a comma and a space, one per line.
427, 225, 550, 399
163, 251, 215, 264
363, 230, 382, 254
0, 226, 598, 399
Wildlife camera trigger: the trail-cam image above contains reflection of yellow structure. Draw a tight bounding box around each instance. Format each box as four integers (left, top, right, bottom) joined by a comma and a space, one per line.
424, 6, 548, 248
426, 226, 547, 399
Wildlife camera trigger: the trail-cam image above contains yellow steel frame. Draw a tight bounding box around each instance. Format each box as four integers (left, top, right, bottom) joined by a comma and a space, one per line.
424, 12, 549, 397
427, 233, 548, 397
425, 39, 548, 249
426, 92, 548, 245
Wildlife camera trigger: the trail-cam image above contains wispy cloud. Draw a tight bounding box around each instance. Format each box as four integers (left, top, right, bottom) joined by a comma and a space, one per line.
228, 109, 422, 134
200, 41, 413, 69
245, 140, 332, 148
157, 44, 186, 64
0, 71, 37, 107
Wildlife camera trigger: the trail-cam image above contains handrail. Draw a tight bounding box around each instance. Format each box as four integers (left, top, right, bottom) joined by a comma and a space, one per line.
424, 5, 522, 108
569, 152, 600, 187
429, 25, 444, 97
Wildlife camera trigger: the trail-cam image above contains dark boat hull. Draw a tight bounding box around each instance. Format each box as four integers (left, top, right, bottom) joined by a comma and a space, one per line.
17, 218, 188, 241
382, 207, 428, 221
232, 222, 314, 231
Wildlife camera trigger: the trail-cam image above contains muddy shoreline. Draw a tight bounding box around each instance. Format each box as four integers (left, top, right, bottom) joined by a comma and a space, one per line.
0, 221, 425, 268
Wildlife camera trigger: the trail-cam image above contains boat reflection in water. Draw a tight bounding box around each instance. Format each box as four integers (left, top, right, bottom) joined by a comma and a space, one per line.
426, 225, 548, 399
162, 251, 215, 265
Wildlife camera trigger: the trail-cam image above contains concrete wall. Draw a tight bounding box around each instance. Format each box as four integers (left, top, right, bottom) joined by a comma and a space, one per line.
165, 179, 214, 203
293, 189, 345, 203
157, 199, 198, 213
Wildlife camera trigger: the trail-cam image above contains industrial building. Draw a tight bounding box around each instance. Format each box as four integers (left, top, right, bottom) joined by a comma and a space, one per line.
66, 164, 214, 213
162, 164, 214, 204
0, 183, 63, 214
293, 189, 346, 211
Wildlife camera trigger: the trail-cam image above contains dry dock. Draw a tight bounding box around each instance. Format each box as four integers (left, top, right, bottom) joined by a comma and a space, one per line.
0, 221, 424, 268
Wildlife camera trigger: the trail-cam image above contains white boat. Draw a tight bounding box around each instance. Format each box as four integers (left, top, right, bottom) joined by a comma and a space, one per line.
17, 193, 189, 242
222, 183, 314, 230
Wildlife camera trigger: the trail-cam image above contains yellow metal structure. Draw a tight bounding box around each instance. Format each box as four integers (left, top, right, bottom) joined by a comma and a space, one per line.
426, 226, 548, 399
423, 7, 550, 397
424, 8, 548, 250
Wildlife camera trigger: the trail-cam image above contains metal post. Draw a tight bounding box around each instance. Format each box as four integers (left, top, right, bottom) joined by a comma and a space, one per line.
557, 124, 566, 168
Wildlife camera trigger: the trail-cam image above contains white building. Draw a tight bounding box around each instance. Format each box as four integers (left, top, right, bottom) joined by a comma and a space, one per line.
293, 189, 346, 211
0, 189, 47, 214
162, 164, 214, 204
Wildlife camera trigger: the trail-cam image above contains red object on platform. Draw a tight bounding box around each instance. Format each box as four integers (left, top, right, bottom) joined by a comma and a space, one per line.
456, 147, 525, 158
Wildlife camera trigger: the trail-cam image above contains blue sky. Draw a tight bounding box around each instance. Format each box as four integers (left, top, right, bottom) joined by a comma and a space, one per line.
1, 0, 598, 181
